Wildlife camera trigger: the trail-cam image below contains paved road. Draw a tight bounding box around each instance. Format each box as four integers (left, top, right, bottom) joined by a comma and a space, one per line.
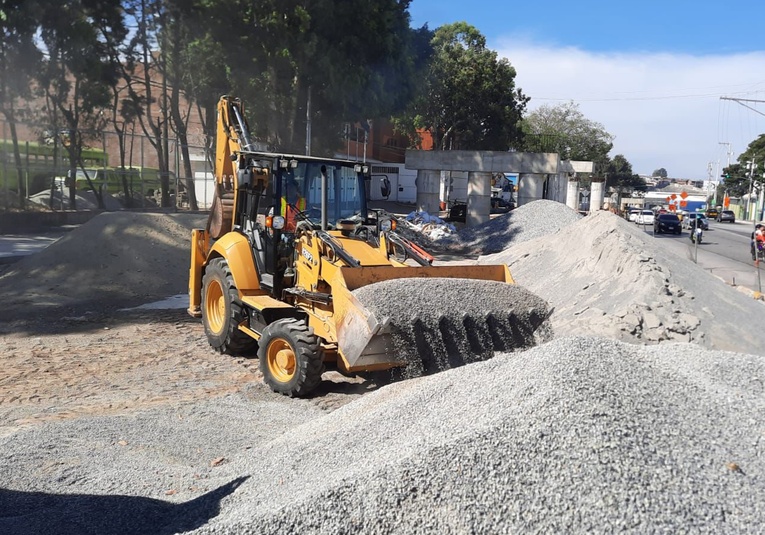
0, 230, 71, 264
637, 219, 764, 297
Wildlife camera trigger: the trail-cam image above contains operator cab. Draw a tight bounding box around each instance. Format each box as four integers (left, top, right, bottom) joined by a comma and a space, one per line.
232, 151, 370, 296
276, 158, 369, 231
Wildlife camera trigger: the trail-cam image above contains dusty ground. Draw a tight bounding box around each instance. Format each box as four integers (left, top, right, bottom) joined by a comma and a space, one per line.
0, 212, 369, 436
2, 205, 765, 534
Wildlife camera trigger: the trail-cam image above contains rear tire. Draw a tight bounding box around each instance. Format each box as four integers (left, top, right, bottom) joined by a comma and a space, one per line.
258, 318, 324, 397
202, 257, 258, 356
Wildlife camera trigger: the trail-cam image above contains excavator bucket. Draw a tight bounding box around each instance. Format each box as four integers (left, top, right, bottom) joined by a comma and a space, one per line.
331, 265, 552, 376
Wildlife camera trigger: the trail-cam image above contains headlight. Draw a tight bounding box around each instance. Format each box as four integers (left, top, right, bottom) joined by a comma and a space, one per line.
380, 218, 393, 232
271, 215, 285, 230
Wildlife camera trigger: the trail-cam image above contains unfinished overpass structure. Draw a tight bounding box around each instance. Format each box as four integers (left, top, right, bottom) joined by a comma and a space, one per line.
405, 150, 598, 226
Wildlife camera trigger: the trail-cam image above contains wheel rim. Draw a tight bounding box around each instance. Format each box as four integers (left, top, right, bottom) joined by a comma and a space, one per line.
267, 339, 296, 383
204, 279, 226, 334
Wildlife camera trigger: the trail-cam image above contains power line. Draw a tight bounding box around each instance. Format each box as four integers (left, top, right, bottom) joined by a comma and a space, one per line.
720, 96, 765, 118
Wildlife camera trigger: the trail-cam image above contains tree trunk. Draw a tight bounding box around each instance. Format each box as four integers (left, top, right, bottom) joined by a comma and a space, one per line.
5, 115, 26, 208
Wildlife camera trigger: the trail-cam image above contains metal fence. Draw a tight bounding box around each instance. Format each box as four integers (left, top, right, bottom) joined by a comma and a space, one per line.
0, 120, 216, 212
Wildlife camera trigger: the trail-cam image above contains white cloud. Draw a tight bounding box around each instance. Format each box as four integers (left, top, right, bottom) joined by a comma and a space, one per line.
495, 41, 765, 178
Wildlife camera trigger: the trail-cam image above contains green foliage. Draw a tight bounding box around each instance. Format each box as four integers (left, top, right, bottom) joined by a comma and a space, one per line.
604, 154, 645, 193
723, 133, 765, 199
652, 168, 668, 178
191, 0, 415, 155
397, 21, 527, 151
520, 101, 613, 161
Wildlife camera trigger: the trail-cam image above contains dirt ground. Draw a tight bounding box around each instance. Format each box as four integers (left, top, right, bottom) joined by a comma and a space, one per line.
0, 212, 370, 435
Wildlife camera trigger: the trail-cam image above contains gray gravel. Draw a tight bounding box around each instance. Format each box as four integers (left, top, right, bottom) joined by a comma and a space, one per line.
6, 337, 762, 534
3, 202, 765, 534
353, 277, 552, 378
480, 209, 765, 354
438, 199, 583, 255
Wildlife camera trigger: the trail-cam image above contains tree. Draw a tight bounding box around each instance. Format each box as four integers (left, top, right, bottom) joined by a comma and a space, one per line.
36, 0, 126, 210
605, 154, 645, 195
195, 0, 415, 156
0, 0, 43, 206
722, 134, 765, 203
652, 168, 668, 178
398, 22, 527, 151
520, 101, 613, 162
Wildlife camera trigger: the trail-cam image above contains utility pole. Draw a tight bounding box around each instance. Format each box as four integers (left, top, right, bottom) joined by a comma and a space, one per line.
746, 158, 756, 221
720, 97, 765, 118
719, 141, 732, 168
305, 86, 312, 156
717, 142, 733, 208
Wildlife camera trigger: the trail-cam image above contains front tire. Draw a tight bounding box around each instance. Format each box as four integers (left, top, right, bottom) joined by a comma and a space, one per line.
202, 257, 258, 356
258, 318, 324, 397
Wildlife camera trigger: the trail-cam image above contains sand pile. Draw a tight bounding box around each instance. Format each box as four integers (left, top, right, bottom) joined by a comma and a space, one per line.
353, 278, 552, 378
479, 210, 765, 354
0, 211, 206, 321
27, 188, 125, 211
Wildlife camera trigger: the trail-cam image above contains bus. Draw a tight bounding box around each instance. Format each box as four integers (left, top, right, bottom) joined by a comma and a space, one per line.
0, 138, 108, 196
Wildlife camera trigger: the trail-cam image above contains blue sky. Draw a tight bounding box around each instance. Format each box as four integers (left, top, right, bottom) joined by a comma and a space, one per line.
408, 0, 765, 179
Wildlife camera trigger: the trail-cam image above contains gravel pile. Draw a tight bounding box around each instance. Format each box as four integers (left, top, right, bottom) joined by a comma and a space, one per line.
437, 199, 583, 255
480, 210, 765, 354
4, 337, 762, 534
3, 202, 765, 534
0, 211, 205, 324
353, 278, 552, 378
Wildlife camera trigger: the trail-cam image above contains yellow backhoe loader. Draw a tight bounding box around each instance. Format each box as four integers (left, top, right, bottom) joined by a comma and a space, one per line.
188, 96, 551, 396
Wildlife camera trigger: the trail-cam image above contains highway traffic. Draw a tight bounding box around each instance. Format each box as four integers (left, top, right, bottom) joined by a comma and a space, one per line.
636, 219, 764, 295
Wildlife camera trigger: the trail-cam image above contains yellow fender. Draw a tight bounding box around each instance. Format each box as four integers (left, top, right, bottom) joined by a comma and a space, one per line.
189, 229, 261, 316
207, 232, 262, 293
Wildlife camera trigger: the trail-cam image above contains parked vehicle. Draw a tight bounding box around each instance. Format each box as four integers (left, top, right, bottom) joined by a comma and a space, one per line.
627, 209, 641, 223
684, 213, 709, 230
717, 210, 736, 223
636, 210, 654, 225
654, 213, 682, 234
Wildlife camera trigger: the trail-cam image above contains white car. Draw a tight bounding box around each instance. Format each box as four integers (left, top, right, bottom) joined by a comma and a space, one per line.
636, 210, 655, 225
628, 209, 641, 222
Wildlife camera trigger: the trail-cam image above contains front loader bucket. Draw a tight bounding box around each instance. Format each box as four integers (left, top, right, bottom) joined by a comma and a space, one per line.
331, 265, 551, 375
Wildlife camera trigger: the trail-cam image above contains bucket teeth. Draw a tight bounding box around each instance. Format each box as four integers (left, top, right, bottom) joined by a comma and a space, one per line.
352, 277, 552, 381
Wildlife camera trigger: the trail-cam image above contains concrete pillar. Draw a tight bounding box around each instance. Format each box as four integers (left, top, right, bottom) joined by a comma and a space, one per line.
517, 173, 545, 206
566, 179, 579, 211
466, 171, 492, 227
415, 169, 441, 214
590, 178, 605, 212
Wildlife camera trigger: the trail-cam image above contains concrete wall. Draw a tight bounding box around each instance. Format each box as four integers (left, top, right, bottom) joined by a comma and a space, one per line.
0, 210, 100, 234
466, 171, 492, 226
405, 150, 559, 174
415, 169, 442, 213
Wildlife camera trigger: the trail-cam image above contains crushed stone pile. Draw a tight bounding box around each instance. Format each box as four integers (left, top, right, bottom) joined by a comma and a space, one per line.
0, 211, 205, 322
224, 337, 764, 534
479, 210, 765, 355
3, 202, 765, 534
436, 199, 583, 255
27, 188, 125, 211
352, 278, 552, 378
3, 337, 763, 534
